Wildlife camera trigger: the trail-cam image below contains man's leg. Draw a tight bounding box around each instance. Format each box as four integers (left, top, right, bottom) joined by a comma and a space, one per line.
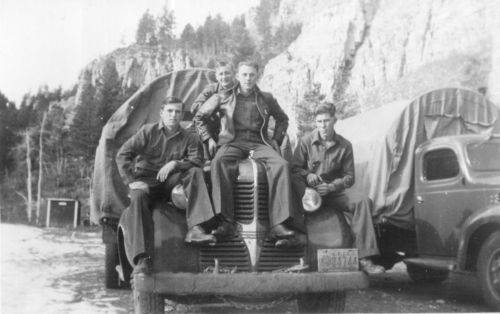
326, 192, 383, 274
161, 170, 216, 244
210, 144, 247, 221
252, 144, 305, 236
181, 167, 216, 228
127, 188, 155, 274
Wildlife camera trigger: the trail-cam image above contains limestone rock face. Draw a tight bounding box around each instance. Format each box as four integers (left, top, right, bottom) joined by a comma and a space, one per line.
259, 0, 500, 136
76, 45, 193, 99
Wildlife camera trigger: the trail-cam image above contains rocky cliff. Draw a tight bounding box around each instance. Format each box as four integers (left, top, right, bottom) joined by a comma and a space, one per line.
259, 0, 500, 136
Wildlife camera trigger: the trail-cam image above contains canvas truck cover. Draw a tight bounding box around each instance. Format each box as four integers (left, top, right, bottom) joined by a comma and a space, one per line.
335, 87, 500, 230
90, 68, 216, 223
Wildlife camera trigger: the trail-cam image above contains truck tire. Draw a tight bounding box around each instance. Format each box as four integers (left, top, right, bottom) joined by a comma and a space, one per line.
406, 263, 448, 283
477, 230, 500, 310
133, 288, 164, 314
105, 242, 120, 289
296, 291, 346, 313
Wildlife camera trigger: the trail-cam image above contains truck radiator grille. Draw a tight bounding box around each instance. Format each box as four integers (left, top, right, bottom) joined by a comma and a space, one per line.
234, 182, 269, 224
199, 238, 251, 272
258, 240, 306, 272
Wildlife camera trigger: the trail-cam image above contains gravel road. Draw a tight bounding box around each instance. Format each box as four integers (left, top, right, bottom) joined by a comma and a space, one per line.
1, 223, 493, 313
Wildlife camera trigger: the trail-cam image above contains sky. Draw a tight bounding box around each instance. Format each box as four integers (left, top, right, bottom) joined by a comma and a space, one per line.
0, 0, 259, 105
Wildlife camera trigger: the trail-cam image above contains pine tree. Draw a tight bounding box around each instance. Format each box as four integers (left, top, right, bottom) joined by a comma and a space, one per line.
157, 6, 175, 48
180, 23, 197, 51
94, 57, 122, 124
136, 10, 157, 45
228, 16, 257, 65
69, 69, 100, 161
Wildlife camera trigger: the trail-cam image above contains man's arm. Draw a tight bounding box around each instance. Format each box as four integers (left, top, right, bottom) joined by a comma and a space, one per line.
193, 94, 222, 143
116, 127, 148, 185
329, 143, 355, 192
191, 84, 217, 115
267, 95, 289, 146
291, 138, 310, 178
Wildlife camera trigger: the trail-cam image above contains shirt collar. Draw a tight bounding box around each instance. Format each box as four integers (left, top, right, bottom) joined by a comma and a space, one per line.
158, 122, 183, 138
312, 129, 338, 148
218, 81, 236, 92
236, 83, 259, 96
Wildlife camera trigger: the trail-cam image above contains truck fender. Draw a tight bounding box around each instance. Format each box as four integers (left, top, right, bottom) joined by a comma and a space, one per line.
457, 205, 500, 271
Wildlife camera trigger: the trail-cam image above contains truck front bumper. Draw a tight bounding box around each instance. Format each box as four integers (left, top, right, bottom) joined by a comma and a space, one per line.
134, 271, 368, 295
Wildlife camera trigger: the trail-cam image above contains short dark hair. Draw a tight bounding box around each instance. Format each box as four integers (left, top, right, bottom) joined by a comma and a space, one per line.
237, 60, 259, 73
314, 103, 336, 117
214, 59, 234, 70
161, 96, 184, 111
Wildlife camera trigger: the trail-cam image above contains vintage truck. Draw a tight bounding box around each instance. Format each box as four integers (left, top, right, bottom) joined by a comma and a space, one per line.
336, 87, 500, 310
92, 69, 368, 313
405, 134, 500, 309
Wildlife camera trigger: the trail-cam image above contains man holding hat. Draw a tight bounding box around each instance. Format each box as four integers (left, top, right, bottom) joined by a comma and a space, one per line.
292, 103, 384, 274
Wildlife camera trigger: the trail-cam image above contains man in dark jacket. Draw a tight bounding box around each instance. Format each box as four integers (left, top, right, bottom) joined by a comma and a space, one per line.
116, 97, 216, 274
191, 60, 236, 157
292, 104, 385, 274
194, 61, 303, 242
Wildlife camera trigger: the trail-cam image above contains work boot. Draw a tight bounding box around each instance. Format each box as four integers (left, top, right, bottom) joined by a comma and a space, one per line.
275, 231, 307, 248
132, 256, 152, 276
360, 258, 385, 275
211, 220, 237, 239
185, 225, 217, 245
269, 223, 295, 239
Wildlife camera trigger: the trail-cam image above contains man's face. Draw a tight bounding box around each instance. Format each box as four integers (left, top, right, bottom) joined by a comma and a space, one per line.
215, 65, 235, 88
160, 102, 183, 129
315, 113, 336, 139
237, 65, 258, 92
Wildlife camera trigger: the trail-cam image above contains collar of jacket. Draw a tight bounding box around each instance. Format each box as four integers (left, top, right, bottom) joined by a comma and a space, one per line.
157, 122, 185, 139
311, 129, 338, 149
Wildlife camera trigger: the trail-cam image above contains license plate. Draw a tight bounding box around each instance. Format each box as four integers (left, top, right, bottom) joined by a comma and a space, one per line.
317, 249, 359, 272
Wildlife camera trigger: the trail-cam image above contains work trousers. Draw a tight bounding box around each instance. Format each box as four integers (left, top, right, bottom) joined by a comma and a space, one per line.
292, 175, 379, 258
211, 139, 303, 230
127, 167, 214, 264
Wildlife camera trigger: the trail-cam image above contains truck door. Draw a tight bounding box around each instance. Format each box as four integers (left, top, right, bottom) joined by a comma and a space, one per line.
414, 147, 465, 257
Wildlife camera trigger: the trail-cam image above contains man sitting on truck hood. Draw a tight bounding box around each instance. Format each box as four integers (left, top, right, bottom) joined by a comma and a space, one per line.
194, 60, 305, 243
116, 97, 217, 275
292, 103, 385, 275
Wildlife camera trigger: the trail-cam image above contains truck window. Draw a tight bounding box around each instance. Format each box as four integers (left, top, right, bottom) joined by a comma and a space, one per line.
423, 148, 459, 181
467, 142, 500, 171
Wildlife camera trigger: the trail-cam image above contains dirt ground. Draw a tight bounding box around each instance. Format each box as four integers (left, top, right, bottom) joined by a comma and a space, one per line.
0, 223, 493, 313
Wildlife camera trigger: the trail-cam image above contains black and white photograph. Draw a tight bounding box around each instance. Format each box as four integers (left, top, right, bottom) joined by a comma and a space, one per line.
1, 0, 500, 313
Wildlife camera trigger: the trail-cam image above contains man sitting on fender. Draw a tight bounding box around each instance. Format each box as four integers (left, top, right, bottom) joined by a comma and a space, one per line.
194, 60, 304, 244
116, 97, 216, 275
292, 104, 385, 274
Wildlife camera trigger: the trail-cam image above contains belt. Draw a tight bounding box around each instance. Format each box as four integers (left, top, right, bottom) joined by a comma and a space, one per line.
234, 130, 262, 141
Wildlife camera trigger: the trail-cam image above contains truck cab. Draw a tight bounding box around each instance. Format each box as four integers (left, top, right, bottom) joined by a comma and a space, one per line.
407, 134, 500, 309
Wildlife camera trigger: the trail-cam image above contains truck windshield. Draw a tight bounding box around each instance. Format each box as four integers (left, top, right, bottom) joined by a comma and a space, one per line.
467, 141, 500, 171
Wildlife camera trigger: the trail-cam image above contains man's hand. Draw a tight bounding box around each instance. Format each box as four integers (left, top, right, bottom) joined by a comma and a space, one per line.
129, 181, 149, 193
315, 182, 334, 196
207, 138, 217, 159
307, 173, 322, 187
156, 161, 178, 182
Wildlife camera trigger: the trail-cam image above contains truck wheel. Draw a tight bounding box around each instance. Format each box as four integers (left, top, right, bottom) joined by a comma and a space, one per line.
296, 291, 346, 313
477, 231, 500, 310
105, 242, 120, 289
406, 263, 448, 283
133, 288, 164, 314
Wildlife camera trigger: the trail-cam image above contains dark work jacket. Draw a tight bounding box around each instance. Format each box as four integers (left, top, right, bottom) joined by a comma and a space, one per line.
116, 123, 203, 185
193, 83, 289, 147
292, 129, 355, 193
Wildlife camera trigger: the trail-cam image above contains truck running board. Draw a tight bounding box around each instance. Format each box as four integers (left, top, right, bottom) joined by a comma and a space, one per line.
403, 257, 456, 271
